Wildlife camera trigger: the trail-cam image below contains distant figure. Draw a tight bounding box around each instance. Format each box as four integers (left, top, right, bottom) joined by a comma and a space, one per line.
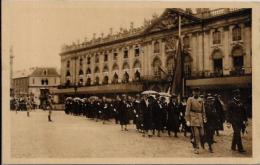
167, 94, 180, 137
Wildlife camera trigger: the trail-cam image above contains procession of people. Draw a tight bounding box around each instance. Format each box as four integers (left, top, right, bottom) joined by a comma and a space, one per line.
63, 87, 249, 154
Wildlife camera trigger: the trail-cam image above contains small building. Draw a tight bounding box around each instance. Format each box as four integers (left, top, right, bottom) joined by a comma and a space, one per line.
13, 67, 60, 107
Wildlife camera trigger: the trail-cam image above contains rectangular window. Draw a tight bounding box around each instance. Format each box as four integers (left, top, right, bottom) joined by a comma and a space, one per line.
213, 31, 221, 44
32, 78, 35, 84
104, 54, 108, 62
95, 55, 99, 63
87, 57, 91, 64
113, 53, 118, 60
183, 36, 190, 48
124, 50, 128, 58
135, 48, 140, 57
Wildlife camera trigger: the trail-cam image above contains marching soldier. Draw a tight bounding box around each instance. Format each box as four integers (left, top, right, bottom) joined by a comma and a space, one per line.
185, 87, 206, 154
227, 89, 247, 153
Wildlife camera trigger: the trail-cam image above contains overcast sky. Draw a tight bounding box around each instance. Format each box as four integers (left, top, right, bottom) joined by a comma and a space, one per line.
3, 1, 166, 72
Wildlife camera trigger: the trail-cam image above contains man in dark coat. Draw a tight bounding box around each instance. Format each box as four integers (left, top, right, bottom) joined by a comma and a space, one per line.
153, 96, 164, 137
227, 89, 247, 153
113, 96, 121, 124
118, 94, 129, 131
214, 94, 225, 135
167, 94, 180, 137
133, 94, 144, 132
203, 95, 219, 153
160, 97, 168, 133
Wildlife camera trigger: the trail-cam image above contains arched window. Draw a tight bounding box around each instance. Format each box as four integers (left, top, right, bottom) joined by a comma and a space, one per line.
86, 78, 91, 86
103, 65, 109, 72
231, 46, 244, 71
134, 70, 141, 81
94, 66, 100, 73
112, 73, 119, 84
152, 57, 162, 77
166, 56, 175, 74
95, 77, 100, 85
232, 26, 242, 41
154, 41, 160, 53
78, 69, 84, 75
133, 60, 141, 69
66, 80, 71, 86
112, 63, 119, 71
86, 68, 91, 74
67, 61, 70, 68
122, 71, 129, 83
66, 70, 71, 77
122, 62, 130, 70
212, 49, 223, 75
183, 36, 190, 48
103, 76, 109, 85
78, 78, 83, 86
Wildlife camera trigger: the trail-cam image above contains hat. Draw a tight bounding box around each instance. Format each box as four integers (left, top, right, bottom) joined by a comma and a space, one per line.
171, 94, 177, 98
232, 89, 240, 95
193, 87, 200, 92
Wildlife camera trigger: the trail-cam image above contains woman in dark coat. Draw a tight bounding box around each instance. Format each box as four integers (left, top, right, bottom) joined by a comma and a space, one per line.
133, 94, 144, 132
167, 95, 180, 137
118, 94, 129, 131
143, 96, 154, 137
153, 97, 164, 137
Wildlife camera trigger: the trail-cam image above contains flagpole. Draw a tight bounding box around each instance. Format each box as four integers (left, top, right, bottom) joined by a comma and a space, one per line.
178, 15, 185, 99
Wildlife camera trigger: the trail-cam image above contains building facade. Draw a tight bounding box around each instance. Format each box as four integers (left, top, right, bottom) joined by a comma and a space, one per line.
57, 8, 252, 102
13, 67, 60, 106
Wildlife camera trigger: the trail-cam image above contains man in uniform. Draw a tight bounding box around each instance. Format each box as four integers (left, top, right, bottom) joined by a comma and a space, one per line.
185, 87, 206, 154
227, 89, 247, 153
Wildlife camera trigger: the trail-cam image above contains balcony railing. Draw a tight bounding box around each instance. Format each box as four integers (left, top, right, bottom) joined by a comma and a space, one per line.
186, 67, 251, 80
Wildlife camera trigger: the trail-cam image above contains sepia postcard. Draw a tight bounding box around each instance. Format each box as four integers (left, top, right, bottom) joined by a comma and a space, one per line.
2, 0, 260, 164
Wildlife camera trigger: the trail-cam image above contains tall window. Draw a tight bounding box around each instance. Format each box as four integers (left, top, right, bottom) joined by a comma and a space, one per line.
32, 78, 35, 84
134, 70, 141, 81
166, 56, 175, 74
154, 41, 160, 53
94, 66, 100, 73
122, 72, 129, 83
232, 26, 242, 41
124, 49, 128, 58
113, 53, 118, 60
212, 49, 223, 75
79, 58, 83, 66
86, 68, 91, 74
112, 73, 119, 84
135, 46, 140, 56
103, 65, 109, 73
104, 54, 108, 62
95, 77, 99, 85
67, 61, 70, 68
95, 54, 99, 63
213, 30, 221, 44
232, 46, 244, 71
86, 78, 91, 86
184, 54, 192, 77
78, 69, 83, 75
152, 57, 162, 77
87, 57, 91, 64
183, 36, 190, 48
103, 76, 109, 85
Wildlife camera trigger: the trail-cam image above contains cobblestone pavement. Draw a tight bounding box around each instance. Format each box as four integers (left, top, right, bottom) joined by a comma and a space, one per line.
11, 110, 252, 158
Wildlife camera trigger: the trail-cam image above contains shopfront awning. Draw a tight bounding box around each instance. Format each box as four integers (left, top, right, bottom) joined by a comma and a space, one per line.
54, 83, 143, 94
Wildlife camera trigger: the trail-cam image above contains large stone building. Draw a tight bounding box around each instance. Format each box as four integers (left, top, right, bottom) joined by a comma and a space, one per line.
13, 67, 60, 106
57, 8, 252, 102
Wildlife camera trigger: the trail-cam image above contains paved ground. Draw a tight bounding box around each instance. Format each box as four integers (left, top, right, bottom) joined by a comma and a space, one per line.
11, 110, 252, 158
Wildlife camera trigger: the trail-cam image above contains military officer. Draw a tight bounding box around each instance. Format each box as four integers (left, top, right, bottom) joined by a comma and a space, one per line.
227, 89, 247, 153
185, 87, 206, 154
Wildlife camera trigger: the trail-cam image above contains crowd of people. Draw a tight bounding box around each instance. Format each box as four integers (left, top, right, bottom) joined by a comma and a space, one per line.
64, 87, 249, 154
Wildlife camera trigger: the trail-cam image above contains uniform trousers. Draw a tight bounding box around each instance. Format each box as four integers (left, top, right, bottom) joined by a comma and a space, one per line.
191, 126, 204, 149
231, 124, 244, 151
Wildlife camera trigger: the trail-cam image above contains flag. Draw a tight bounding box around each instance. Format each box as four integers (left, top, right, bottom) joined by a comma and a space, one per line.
171, 37, 183, 95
